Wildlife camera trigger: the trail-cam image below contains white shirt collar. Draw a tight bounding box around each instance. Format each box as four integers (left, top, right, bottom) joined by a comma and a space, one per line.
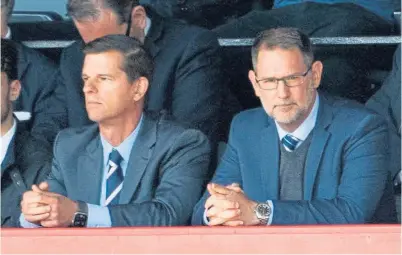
4, 26, 11, 39
144, 16, 151, 37
275, 93, 320, 142
1, 118, 17, 165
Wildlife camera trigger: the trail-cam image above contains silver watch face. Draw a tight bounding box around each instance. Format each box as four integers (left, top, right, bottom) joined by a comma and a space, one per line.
256, 203, 271, 219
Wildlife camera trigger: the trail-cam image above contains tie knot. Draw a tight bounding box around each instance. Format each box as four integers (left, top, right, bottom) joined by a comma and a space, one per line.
282, 134, 300, 152
109, 149, 123, 165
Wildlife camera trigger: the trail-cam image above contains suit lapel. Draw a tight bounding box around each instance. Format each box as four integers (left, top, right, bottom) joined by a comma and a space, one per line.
260, 117, 280, 200
119, 113, 157, 204
143, 9, 163, 58
303, 94, 333, 200
77, 125, 103, 204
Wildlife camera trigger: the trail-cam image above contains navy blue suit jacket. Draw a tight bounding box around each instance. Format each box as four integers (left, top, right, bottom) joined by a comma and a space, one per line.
47, 111, 210, 226
192, 94, 397, 225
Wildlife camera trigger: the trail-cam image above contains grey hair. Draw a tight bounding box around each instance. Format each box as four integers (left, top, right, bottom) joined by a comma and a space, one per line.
251, 27, 314, 69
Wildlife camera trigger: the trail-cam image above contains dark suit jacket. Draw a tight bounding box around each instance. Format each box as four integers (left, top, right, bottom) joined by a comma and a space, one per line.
1, 122, 52, 227
59, 10, 233, 145
192, 93, 397, 225
13, 41, 67, 144
47, 111, 211, 226
366, 45, 401, 180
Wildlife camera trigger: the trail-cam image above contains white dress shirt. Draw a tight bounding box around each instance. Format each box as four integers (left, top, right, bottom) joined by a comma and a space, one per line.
1, 119, 17, 165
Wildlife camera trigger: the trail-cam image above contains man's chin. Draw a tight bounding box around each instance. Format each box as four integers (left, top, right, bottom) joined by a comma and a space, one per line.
87, 113, 103, 123
273, 112, 299, 125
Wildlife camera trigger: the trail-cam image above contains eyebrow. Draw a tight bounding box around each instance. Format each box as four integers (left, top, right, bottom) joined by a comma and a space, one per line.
257, 70, 308, 80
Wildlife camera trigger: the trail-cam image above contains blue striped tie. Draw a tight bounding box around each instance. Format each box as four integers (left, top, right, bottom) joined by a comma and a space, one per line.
105, 149, 124, 206
282, 134, 301, 152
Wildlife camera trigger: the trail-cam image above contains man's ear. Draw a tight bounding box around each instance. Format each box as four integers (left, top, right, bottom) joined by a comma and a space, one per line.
129, 5, 147, 42
9, 80, 21, 101
311, 60, 323, 89
131, 77, 149, 102
248, 70, 261, 98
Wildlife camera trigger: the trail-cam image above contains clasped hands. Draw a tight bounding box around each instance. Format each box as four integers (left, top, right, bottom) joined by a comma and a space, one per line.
21, 182, 78, 227
205, 183, 260, 226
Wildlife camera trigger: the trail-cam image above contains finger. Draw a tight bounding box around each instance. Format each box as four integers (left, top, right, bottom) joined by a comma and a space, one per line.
226, 186, 243, 193
32, 185, 43, 193
37, 194, 58, 205
207, 183, 217, 195
24, 205, 51, 215
40, 219, 60, 228
208, 217, 227, 226
204, 194, 225, 209
223, 220, 244, 226
24, 213, 50, 222
39, 182, 49, 191
206, 206, 223, 218
210, 183, 232, 195
205, 195, 237, 209
27, 202, 48, 209
23, 193, 49, 204
216, 208, 241, 220
230, 183, 241, 188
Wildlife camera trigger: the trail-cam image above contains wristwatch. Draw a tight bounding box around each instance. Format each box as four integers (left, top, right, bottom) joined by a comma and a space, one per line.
254, 202, 272, 225
71, 201, 88, 227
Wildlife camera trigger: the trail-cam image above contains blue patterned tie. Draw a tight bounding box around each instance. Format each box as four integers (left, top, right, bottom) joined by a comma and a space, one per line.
105, 149, 124, 206
282, 134, 301, 152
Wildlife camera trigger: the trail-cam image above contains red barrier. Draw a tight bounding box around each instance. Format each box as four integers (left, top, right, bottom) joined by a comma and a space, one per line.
1, 225, 400, 254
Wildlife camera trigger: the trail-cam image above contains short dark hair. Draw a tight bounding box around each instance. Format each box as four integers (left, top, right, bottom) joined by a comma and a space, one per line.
251, 27, 314, 69
1, 39, 18, 82
1, 0, 15, 21
67, 0, 140, 24
83, 34, 153, 82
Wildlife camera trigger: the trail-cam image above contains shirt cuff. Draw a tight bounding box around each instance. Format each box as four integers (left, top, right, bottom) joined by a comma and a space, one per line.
203, 208, 210, 226
87, 203, 112, 227
19, 213, 41, 228
267, 200, 274, 225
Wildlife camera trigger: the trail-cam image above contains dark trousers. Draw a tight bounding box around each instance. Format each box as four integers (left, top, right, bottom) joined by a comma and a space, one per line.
214, 2, 394, 107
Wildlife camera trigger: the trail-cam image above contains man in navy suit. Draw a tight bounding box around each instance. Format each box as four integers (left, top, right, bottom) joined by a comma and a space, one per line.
59, 0, 238, 148
20, 35, 211, 228
192, 28, 397, 226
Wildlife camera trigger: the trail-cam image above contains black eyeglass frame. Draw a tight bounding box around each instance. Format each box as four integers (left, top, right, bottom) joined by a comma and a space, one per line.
254, 66, 312, 90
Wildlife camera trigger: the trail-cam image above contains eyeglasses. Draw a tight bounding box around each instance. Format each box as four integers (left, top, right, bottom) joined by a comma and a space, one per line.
255, 66, 312, 90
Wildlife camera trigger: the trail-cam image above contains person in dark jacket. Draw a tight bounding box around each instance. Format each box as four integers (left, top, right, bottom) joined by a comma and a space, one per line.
1, 39, 52, 227
1, 0, 67, 145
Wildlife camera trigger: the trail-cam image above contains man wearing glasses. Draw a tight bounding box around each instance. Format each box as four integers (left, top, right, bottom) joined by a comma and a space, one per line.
192, 27, 397, 226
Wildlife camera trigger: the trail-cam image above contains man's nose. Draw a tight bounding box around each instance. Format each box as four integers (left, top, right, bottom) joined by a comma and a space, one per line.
276, 80, 291, 99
